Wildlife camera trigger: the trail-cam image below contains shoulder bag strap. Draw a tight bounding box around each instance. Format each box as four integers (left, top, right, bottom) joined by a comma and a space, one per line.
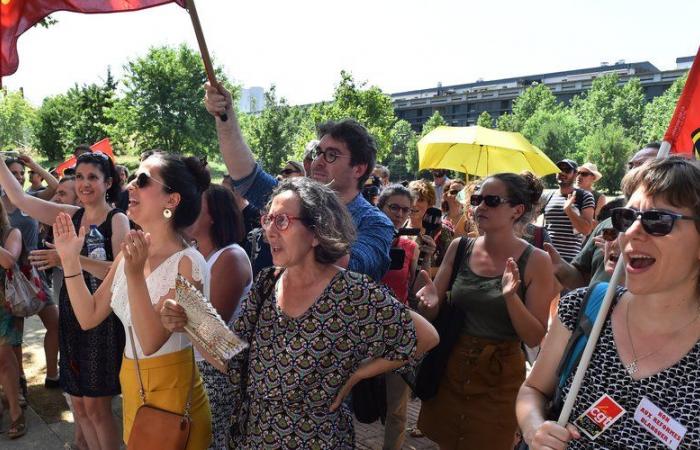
128, 326, 196, 418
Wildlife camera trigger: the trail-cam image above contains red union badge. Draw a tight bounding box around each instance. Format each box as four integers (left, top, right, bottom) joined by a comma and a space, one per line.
574, 394, 626, 440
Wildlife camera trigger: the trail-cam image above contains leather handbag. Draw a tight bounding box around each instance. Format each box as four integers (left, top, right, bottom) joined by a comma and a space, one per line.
126, 327, 194, 450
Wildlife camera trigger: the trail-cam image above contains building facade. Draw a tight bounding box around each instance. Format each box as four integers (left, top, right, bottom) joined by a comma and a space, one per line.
392, 56, 693, 132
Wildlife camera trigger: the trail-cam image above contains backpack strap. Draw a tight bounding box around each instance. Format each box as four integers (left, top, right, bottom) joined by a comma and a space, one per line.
555, 282, 609, 387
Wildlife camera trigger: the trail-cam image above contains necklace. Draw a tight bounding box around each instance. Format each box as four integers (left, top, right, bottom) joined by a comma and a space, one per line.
624, 299, 700, 375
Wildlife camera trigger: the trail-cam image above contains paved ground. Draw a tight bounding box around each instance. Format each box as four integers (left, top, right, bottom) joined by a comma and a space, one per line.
1, 315, 438, 449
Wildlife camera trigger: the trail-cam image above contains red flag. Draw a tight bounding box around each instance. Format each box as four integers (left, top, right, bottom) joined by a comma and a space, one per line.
55, 138, 116, 175
664, 47, 700, 156
1, 0, 186, 77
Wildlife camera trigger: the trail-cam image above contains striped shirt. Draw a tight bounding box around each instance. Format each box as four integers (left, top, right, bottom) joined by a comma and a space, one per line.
543, 189, 594, 262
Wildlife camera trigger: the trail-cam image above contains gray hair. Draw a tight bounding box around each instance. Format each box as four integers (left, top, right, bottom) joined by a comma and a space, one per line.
377, 184, 415, 210
269, 178, 355, 264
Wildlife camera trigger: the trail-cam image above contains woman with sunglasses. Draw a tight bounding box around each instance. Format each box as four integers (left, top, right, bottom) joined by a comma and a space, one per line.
415, 172, 554, 449
517, 157, 700, 449
441, 179, 477, 238
161, 177, 438, 449
377, 184, 436, 449
0, 152, 129, 450
52, 153, 213, 449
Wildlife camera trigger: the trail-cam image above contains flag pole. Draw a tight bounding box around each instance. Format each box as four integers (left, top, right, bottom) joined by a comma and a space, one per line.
184, 0, 228, 122
557, 138, 673, 426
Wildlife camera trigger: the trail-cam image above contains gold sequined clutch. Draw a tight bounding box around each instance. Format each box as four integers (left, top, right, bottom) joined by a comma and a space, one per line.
175, 275, 248, 366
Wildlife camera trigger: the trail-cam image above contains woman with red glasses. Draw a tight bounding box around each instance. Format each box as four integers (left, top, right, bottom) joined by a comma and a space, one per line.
0, 152, 130, 449
162, 177, 439, 449
415, 172, 554, 449
517, 157, 700, 449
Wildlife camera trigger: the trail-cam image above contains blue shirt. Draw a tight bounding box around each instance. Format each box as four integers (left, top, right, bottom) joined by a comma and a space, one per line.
233, 164, 393, 281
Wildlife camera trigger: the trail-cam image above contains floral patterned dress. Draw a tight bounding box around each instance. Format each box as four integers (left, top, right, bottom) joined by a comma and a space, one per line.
227, 267, 417, 449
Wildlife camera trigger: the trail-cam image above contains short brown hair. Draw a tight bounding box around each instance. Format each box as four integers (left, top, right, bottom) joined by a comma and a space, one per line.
408, 179, 436, 206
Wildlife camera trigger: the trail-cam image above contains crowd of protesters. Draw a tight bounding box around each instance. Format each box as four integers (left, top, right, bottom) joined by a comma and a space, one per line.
0, 81, 697, 450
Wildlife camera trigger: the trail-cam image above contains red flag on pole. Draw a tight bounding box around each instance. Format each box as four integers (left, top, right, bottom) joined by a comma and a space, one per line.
0, 0, 186, 77
55, 138, 116, 176
664, 47, 700, 156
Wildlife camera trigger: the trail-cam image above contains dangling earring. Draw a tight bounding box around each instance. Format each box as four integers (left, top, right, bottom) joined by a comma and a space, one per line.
163, 208, 172, 219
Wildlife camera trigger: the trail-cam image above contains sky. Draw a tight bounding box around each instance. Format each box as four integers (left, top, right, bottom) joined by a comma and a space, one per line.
3, 0, 700, 107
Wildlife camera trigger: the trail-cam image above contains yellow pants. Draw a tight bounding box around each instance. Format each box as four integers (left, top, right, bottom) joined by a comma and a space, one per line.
119, 347, 212, 449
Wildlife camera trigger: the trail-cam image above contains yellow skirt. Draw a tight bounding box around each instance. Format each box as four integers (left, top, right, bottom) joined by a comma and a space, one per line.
119, 347, 212, 449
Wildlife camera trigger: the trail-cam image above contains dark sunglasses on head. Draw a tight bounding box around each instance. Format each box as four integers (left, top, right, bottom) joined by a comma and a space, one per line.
610, 207, 700, 236
601, 228, 619, 242
280, 168, 299, 176
470, 194, 511, 207
134, 172, 173, 192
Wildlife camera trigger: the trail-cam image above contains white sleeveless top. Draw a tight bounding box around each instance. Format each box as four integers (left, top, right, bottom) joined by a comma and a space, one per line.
110, 246, 210, 359
206, 243, 253, 325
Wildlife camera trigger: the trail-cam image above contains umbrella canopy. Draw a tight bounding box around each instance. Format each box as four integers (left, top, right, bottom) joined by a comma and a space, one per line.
418, 126, 559, 177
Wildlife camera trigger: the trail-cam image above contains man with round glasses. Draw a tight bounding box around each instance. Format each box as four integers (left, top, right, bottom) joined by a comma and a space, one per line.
204, 83, 393, 282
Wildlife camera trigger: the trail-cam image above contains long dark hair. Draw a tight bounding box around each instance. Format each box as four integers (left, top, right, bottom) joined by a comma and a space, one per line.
205, 184, 244, 247
155, 153, 211, 230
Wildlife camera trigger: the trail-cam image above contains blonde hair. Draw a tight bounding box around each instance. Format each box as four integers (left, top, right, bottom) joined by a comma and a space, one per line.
408, 179, 436, 206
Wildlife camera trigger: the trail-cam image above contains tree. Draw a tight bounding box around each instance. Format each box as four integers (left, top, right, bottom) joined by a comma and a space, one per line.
476, 111, 493, 128
112, 44, 234, 156
498, 83, 558, 132
420, 110, 447, 137
383, 119, 418, 180
580, 123, 635, 194
34, 69, 117, 159
0, 90, 36, 151
303, 71, 398, 161
640, 73, 687, 144
521, 109, 582, 164
34, 94, 70, 160
240, 86, 303, 173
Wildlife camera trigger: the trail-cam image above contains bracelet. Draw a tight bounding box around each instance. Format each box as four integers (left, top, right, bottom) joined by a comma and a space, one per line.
64, 272, 82, 279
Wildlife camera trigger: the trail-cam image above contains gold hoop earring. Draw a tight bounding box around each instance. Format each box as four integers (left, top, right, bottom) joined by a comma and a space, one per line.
163, 208, 172, 219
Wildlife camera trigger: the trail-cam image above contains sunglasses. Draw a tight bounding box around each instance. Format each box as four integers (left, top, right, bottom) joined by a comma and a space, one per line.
260, 213, 308, 231
558, 166, 575, 174
601, 228, 619, 242
134, 172, 173, 192
279, 168, 300, 176
312, 147, 352, 164
386, 203, 411, 215
447, 189, 462, 196
576, 171, 594, 177
611, 207, 700, 236
470, 194, 511, 207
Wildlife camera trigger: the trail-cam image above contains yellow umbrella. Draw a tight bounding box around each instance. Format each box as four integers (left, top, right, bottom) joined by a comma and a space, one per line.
418, 125, 559, 177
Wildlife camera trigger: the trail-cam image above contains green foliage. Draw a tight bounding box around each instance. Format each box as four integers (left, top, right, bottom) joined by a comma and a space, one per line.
476, 111, 493, 128
641, 73, 687, 144
420, 111, 447, 137
499, 83, 559, 132
111, 44, 234, 156
0, 90, 36, 151
521, 109, 582, 164
385, 119, 418, 180
240, 86, 303, 173
580, 123, 635, 193
570, 74, 645, 146
34, 68, 116, 159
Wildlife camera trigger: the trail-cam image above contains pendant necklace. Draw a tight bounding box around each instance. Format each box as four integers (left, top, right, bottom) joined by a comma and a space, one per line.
624, 299, 700, 376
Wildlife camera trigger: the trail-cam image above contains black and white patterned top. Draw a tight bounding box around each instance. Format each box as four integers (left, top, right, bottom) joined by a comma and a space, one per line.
227, 267, 417, 449
557, 287, 700, 449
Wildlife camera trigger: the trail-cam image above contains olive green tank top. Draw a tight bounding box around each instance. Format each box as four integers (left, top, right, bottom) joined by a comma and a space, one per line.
450, 238, 533, 341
